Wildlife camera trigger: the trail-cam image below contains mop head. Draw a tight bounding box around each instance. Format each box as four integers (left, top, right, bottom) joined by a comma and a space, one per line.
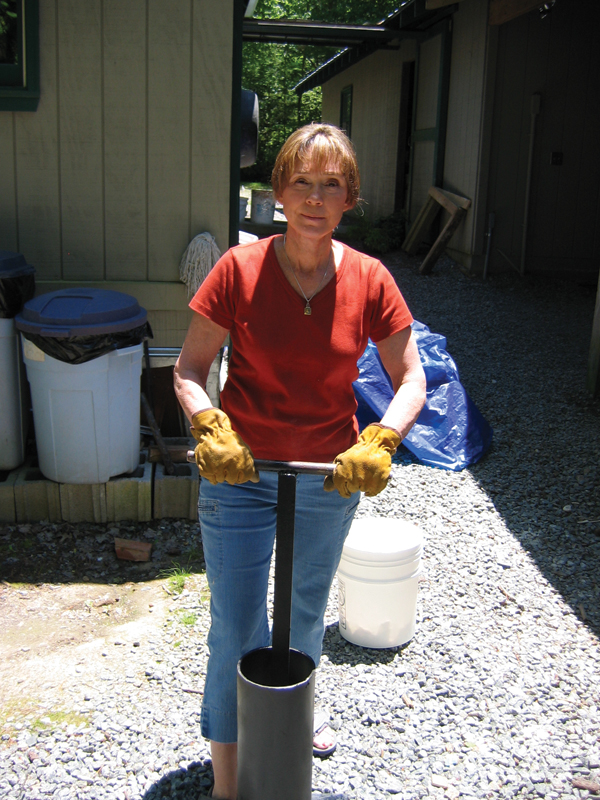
179, 232, 222, 298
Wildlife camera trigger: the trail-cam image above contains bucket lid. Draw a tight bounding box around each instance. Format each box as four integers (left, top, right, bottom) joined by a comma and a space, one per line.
15, 288, 147, 338
0, 250, 35, 279
343, 517, 422, 563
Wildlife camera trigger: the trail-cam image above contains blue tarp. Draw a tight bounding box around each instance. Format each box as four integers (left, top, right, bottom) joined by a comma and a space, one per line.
353, 321, 493, 471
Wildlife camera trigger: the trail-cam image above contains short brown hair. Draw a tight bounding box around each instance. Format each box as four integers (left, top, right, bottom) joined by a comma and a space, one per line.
271, 123, 360, 205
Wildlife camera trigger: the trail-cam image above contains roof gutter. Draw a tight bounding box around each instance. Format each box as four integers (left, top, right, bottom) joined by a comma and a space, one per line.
243, 19, 400, 47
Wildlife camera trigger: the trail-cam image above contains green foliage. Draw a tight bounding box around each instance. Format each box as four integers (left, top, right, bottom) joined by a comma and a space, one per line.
339, 211, 407, 255
177, 610, 198, 626
159, 561, 192, 595
242, 0, 399, 183
0, 0, 19, 65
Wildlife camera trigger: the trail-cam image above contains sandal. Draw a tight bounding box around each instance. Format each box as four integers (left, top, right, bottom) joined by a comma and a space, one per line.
313, 709, 336, 758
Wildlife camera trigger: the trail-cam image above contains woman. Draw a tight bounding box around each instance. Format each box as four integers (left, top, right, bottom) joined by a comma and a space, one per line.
174, 123, 426, 799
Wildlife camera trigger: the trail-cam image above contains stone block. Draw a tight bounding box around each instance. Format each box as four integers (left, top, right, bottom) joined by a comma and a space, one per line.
0, 468, 18, 523
114, 537, 152, 561
13, 459, 61, 523
106, 453, 152, 522
59, 483, 108, 524
153, 463, 198, 520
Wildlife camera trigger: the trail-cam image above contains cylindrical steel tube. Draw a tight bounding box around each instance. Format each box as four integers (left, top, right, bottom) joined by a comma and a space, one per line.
237, 647, 315, 800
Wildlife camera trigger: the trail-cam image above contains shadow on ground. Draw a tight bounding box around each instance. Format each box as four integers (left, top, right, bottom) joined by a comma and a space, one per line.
383, 251, 600, 642
141, 761, 213, 799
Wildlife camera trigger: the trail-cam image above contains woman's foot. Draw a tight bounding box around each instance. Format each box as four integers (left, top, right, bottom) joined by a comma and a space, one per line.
313, 710, 337, 758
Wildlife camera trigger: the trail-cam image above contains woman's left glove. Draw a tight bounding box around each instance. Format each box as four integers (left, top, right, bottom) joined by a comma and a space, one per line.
191, 408, 259, 485
323, 424, 401, 498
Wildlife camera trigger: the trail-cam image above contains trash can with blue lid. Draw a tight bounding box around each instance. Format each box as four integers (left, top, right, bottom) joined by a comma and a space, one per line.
0, 251, 36, 470
15, 288, 150, 484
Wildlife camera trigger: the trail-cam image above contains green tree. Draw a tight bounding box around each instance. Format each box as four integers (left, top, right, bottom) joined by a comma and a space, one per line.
241, 0, 399, 183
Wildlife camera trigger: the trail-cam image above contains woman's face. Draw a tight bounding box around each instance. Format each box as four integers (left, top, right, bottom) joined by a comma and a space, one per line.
276, 158, 355, 241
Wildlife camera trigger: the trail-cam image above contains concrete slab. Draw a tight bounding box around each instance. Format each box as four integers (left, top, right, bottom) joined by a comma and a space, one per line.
106, 454, 152, 522
0, 468, 18, 524
153, 462, 198, 520
13, 458, 61, 523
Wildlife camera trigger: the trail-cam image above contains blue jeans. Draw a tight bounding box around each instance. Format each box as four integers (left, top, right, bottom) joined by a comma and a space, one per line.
198, 472, 359, 743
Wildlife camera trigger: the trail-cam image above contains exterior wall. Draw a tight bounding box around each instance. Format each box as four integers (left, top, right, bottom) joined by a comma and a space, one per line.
0, 0, 233, 346
322, 42, 417, 220
409, 32, 442, 220
485, 0, 600, 282
442, 0, 492, 266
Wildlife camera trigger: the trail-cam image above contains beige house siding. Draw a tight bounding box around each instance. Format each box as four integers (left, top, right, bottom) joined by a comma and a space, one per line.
322, 43, 416, 220
442, 0, 492, 266
0, 0, 233, 346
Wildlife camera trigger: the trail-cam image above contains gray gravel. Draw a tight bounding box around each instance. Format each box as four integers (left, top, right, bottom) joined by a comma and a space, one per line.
1, 254, 600, 800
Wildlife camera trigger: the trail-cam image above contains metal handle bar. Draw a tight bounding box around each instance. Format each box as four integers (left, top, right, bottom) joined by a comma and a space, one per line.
186, 451, 334, 476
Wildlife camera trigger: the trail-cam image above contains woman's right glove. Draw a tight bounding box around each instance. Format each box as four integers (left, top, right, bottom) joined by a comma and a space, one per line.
191, 408, 259, 485
323, 423, 401, 498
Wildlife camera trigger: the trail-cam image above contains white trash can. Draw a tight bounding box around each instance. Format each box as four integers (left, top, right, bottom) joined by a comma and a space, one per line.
16, 288, 147, 484
337, 517, 423, 649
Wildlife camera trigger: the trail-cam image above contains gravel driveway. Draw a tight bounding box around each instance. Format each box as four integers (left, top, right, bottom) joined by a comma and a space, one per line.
1, 253, 599, 800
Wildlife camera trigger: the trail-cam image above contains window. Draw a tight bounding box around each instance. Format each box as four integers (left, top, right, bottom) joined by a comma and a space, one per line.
0, 0, 39, 111
340, 85, 352, 139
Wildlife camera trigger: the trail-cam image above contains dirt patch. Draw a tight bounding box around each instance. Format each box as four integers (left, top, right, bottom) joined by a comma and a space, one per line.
0, 519, 205, 720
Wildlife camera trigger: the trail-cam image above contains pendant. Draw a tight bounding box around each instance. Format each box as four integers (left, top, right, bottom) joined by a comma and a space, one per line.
304, 302, 312, 315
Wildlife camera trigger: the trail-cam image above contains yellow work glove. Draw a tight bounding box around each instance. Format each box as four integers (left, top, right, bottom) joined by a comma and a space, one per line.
191, 408, 259, 485
323, 423, 401, 498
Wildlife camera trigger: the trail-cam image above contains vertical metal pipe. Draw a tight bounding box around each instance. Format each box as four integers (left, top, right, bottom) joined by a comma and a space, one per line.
271, 471, 297, 681
521, 94, 541, 276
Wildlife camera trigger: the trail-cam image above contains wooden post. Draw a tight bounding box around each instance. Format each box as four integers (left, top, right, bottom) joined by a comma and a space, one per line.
586, 268, 600, 397
402, 186, 471, 273
419, 207, 467, 275
402, 194, 441, 255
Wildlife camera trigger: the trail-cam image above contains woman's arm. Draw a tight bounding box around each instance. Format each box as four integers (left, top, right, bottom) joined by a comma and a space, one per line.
173, 312, 229, 423
375, 327, 426, 440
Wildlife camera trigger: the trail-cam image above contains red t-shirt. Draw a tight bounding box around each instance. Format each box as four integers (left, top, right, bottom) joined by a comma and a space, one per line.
189, 236, 413, 462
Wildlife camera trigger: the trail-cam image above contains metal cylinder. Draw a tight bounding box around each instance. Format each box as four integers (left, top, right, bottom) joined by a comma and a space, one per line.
237, 646, 316, 800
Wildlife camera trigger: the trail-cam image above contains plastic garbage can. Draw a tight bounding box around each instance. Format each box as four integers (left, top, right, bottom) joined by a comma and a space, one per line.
0, 251, 35, 471
15, 288, 150, 484
337, 517, 423, 648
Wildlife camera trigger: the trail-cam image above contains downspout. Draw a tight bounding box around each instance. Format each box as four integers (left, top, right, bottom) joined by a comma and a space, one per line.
229, 0, 247, 248
520, 93, 541, 276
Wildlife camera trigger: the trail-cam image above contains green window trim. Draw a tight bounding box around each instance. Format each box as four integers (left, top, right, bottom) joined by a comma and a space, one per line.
0, 0, 40, 111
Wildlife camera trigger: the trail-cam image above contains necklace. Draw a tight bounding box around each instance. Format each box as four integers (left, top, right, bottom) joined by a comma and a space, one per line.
282, 235, 332, 316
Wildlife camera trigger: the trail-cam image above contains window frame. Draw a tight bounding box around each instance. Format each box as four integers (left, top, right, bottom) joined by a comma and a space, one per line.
0, 0, 40, 111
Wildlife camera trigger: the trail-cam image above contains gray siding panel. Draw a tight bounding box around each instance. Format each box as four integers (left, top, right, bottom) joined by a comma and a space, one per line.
13, 0, 61, 279
57, 0, 104, 280
103, 0, 148, 282
0, 0, 232, 299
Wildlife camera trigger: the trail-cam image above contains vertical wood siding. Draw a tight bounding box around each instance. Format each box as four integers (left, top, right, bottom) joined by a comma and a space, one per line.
487, 0, 600, 280
443, 0, 490, 257
0, 0, 233, 284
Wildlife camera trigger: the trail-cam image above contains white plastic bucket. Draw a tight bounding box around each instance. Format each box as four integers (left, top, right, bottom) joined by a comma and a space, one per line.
239, 196, 248, 222
250, 189, 275, 224
338, 517, 422, 649
22, 339, 143, 484
0, 318, 28, 470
